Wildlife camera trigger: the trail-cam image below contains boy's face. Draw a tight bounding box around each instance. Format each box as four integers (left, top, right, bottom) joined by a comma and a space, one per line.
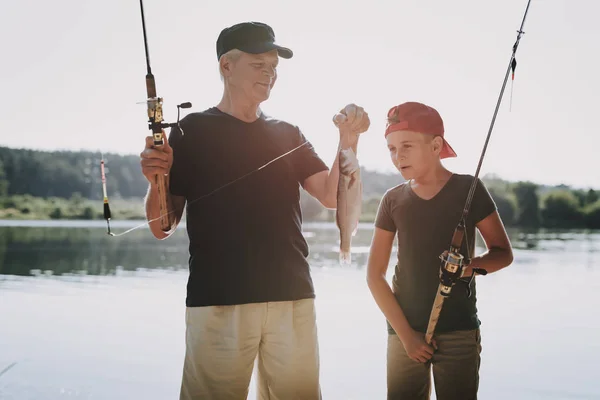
386, 130, 442, 179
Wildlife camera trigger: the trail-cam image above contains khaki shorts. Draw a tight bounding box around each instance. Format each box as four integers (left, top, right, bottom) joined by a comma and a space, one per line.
387, 329, 482, 400
179, 298, 321, 400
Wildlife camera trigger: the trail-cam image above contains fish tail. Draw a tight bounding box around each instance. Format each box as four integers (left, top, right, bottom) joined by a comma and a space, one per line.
339, 250, 352, 266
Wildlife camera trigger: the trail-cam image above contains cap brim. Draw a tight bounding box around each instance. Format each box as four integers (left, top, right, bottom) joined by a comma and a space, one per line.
239, 41, 293, 59
440, 138, 457, 159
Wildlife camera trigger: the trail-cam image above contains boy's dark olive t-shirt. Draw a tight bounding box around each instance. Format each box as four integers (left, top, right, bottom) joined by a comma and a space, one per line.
375, 173, 497, 335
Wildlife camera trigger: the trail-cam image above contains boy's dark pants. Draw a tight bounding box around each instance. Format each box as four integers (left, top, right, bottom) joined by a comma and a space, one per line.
387, 329, 482, 400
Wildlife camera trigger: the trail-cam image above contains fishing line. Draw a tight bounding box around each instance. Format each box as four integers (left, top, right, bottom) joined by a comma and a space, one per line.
425, 0, 533, 345
0, 361, 17, 379
105, 141, 310, 237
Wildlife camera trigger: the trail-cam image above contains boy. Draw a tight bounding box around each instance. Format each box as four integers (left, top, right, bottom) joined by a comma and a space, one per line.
366, 101, 514, 400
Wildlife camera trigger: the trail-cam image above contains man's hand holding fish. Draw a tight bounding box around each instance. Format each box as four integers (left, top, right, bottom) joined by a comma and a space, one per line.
333, 104, 370, 149
333, 103, 370, 265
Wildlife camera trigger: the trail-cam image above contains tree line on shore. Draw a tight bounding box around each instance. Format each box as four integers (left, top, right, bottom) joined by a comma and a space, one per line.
0, 146, 598, 229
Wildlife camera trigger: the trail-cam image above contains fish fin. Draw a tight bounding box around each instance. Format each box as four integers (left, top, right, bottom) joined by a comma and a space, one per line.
348, 173, 358, 187
352, 222, 359, 236
339, 251, 352, 266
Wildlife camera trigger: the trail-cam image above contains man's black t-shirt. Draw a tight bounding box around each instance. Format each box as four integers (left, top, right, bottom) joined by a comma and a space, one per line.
168, 107, 329, 307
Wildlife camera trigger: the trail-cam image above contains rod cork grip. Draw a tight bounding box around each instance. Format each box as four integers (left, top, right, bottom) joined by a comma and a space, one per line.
155, 173, 171, 231
146, 74, 157, 99
425, 291, 446, 344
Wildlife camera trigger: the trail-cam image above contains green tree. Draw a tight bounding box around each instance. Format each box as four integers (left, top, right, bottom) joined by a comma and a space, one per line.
81, 206, 95, 220
541, 190, 584, 228
488, 187, 516, 226
513, 182, 541, 228
50, 207, 63, 219
570, 189, 587, 208
584, 200, 600, 229
0, 159, 8, 197
0, 146, 149, 201
585, 189, 599, 206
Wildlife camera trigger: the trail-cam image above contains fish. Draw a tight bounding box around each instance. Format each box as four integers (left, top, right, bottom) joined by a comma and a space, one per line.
336, 145, 363, 265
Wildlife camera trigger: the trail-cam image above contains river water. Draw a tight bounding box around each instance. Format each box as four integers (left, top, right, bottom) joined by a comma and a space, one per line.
0, 220, 599, 399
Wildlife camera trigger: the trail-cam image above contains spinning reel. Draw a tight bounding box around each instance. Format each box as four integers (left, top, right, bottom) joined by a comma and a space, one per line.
438, 247, 487, 298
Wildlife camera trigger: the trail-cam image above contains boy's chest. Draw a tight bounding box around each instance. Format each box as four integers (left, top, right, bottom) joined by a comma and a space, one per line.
409, 184, 447, 201
394, 196, 465, 248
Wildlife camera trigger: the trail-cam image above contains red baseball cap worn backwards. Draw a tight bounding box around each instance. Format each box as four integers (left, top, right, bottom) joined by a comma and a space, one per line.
385, 101, 457, 159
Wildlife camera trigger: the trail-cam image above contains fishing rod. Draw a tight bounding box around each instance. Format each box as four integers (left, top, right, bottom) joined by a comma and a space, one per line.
425, 0, 532, 345
104, 141, 311, 237
100, 157, 112, 235
101, 0, 191, 236
138, 0, 191, 233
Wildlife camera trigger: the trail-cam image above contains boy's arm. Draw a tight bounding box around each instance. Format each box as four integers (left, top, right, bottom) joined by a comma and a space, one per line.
464, 211, 514, 276
366, 227, 436, 363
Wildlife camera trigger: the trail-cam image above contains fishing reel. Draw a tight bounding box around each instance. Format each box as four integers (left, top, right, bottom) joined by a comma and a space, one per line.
143, 98, 193, 132
438, 250, 466, 297
438, 249, 487, 298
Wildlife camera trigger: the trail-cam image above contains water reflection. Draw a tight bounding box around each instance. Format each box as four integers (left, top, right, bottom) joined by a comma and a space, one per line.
0, 221, 598, 277
508, 227, 600, 253
0, 224, 189, 277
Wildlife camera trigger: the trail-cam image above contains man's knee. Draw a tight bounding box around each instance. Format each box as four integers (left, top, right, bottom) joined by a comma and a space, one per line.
256, 299, 321, 399
180, 304, 263, 400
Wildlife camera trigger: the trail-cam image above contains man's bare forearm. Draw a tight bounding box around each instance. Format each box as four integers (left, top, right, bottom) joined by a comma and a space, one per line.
144, 179, 177, 239
322, 134, 359, 208
321, 145, 341, 209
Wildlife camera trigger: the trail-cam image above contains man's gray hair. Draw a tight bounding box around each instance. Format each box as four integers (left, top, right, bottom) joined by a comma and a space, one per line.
219, 48, 244, 81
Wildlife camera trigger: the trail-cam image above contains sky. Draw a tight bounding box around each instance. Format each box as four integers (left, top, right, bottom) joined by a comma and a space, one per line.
1, 0, 599, 189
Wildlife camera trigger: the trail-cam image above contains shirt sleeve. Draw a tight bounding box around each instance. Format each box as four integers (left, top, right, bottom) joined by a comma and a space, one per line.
469, 177, 497, 224
375, 190, 397, 232
167, 123, 187, 197
291, 127, 329, 184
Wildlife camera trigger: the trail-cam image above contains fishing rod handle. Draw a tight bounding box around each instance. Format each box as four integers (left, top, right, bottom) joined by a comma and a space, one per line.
154, 174, 171, 231
425, 289, 446, 344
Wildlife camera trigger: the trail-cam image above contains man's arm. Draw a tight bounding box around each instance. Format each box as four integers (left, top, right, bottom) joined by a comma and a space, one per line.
302, 104, 369, 209
144, 178, 186, 240
140, 133, 186, 240
302, 137, 355, 209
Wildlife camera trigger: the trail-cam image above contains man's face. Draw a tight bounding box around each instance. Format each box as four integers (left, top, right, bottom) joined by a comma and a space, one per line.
386, 130, 441, 180
226, 50, 279, 103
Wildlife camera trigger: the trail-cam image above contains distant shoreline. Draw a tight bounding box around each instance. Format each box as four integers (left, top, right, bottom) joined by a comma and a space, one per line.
0, 219, 377, 231
1, 219, 599, 236
1, 145, 599, 229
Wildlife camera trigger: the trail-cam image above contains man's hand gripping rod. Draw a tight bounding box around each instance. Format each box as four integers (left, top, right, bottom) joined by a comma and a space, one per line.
139, 0, 191, 231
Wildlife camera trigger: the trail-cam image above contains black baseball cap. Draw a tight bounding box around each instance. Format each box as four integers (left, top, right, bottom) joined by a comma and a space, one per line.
216, 22, 293, 60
